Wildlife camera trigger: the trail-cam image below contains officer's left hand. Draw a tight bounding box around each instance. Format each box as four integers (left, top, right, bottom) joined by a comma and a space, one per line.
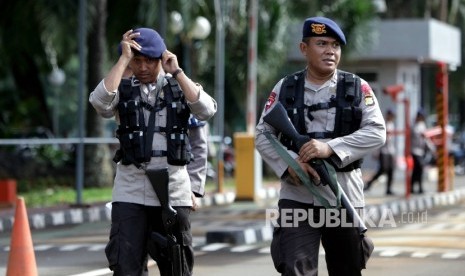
299, 139, 334, 163
161, 50, 181, 75
287, 158, 321, 186
191, 192, 198, 211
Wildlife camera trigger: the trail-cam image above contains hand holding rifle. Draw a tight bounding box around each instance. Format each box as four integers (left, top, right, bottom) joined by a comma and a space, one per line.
263, 102, 368, 234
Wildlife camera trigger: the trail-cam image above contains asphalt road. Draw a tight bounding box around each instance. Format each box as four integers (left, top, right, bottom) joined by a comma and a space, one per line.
0, 202, 464, 276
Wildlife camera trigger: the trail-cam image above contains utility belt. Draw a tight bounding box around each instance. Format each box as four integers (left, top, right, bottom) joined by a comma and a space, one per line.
114, 127, 192, 167
113, 128, 168, 166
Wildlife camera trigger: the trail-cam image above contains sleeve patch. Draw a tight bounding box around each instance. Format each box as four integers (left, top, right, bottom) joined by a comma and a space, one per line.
265, 91, 277, 111
361, 83, 372, 96
361, 83, 375, 106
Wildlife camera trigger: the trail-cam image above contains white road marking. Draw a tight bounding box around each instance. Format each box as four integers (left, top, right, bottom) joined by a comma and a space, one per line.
231, 244, 257, 252
442, 252, 463, 259
379, 250, 401, 257
200, 243, 230, 251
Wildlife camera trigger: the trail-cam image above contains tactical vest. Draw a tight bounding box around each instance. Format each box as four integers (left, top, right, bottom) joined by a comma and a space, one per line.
113, 76, 191, 168
278, 70, 363, 172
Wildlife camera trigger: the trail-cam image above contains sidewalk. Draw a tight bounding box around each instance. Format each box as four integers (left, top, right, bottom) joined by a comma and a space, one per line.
1, 168, 464, 246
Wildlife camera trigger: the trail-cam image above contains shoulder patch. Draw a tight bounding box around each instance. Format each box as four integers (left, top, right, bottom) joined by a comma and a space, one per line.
361, 83, 375, 106
265, 91, 277, 111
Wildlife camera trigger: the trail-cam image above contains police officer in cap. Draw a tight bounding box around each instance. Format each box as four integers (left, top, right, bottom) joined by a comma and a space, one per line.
255, 17, 385, 275
90, 27, 216, 275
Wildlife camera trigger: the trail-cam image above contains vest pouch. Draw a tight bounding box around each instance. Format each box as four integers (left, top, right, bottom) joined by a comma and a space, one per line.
167, 132, 191, 166
126, 100, 141, 129
131, 131, 146, 162
341, 107, 355, 136
117, 100, 141, 129
117, 102, 130, 129
353, 106, 363, 128
169, 101, 190, 127
119, 131, 146, 164
340, 106, 363, 136
118, 133, 133, 165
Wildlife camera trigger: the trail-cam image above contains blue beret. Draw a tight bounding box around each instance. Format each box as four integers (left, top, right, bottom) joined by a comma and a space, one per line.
302, 17, 346, 45
118, 27, 167, 59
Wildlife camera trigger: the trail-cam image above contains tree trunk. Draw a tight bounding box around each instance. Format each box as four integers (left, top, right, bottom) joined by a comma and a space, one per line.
85, 0, 114, 187
12, 54, 52, 131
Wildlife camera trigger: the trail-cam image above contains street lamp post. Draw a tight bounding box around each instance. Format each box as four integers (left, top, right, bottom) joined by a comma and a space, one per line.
169, 11, 211, 76
214, 0, 226, 192
46, 41, 66, 137
48, 66, 66, 136
76, 0, 87, 206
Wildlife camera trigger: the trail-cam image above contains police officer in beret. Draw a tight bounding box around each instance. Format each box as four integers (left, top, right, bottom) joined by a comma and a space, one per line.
89, 27, 216, 275
255, 17, 385, 275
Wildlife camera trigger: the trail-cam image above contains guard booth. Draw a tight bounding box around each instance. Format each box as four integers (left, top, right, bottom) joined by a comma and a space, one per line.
287, 18, 461, 195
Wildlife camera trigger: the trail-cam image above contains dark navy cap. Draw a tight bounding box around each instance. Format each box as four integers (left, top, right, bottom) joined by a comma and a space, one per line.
118, 27, 166, 59
417, 108, 426, 117
302, 17, 346, 45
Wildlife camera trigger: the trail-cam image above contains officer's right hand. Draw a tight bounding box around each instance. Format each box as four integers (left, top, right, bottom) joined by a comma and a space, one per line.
120, 30, 142, 60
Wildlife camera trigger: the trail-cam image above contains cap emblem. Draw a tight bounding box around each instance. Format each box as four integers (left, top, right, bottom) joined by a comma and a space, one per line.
311, 23, 327, 35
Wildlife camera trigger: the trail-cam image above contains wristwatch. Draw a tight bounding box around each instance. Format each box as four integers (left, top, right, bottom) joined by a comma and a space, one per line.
172, 68, 183, 79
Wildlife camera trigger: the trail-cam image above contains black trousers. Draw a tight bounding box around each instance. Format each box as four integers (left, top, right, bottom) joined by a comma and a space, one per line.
105, 202, 193, 276
365, 153, 394, 193
411, 154, 424, 193
271, 199, 365, 276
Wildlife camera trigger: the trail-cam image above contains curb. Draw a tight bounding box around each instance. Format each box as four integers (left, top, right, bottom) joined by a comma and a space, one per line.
0, 191, 237, 234
0, 205, 110, 233
365, 188, 465, 226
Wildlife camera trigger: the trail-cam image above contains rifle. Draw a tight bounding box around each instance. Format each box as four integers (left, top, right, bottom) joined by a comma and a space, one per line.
263, 102, 367, 234
146, 168, 182, 276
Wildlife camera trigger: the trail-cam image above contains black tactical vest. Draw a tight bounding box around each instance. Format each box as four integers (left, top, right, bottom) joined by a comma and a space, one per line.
113, 76, 191, 168
278, 70, 363, 172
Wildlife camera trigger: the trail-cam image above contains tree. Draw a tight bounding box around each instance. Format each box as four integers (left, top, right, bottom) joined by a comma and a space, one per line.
0, 0, 388, 186
0, 0, 82, 182
85, 0, 114, 187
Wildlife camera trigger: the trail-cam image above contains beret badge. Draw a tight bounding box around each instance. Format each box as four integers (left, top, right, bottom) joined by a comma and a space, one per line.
311, 23, 327, 35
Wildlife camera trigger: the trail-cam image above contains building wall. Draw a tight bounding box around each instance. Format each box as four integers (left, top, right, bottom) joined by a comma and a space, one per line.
342, 60, 420, 172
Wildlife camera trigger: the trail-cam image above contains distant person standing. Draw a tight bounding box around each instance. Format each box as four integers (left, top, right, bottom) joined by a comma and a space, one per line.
364, 109, 396, 195
410, 109, 432, 194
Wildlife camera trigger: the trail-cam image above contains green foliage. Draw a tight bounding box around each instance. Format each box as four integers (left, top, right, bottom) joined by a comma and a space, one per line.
20, 186, 113, 208
2, 0, 465, 193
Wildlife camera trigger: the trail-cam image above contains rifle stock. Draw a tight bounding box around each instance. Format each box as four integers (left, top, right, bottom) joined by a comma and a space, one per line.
146, 168, 177, 226
262, 102, 310, 149
146, 168, 182, 275
263, 102, 367, 234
